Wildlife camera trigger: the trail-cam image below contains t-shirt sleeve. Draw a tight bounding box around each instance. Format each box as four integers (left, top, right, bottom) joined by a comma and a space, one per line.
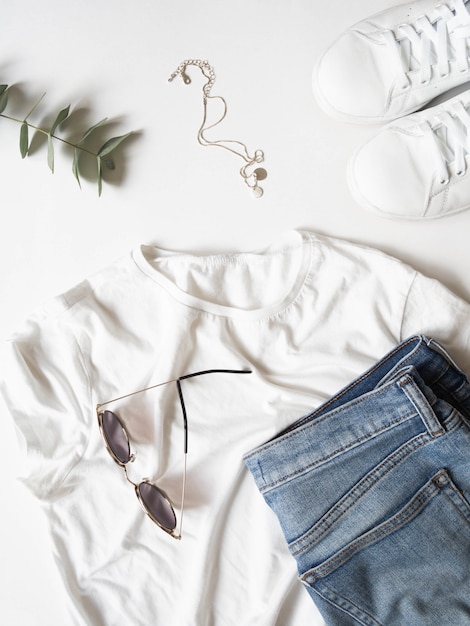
401, 271, 470, 372
0, 297, 93, 499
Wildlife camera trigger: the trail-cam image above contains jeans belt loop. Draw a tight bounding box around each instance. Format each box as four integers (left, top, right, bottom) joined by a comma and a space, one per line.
396, 374, 445, 437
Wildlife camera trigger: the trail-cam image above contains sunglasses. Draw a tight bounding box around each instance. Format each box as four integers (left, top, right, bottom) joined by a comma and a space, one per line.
95, 368, 251, 539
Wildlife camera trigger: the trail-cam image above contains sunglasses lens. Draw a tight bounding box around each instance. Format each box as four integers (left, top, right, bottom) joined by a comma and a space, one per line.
138, 482, 177, 531
101, 410, 131, 464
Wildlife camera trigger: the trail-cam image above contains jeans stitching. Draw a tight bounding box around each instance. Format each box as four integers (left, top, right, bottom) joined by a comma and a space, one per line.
259, 408, 417, 492
292, 412, 463, 556
310, 579, 383, 626
292, 414, 462, 556
441, 473, 470, 524
290, 432, 429, 556
304, 474, 442, 580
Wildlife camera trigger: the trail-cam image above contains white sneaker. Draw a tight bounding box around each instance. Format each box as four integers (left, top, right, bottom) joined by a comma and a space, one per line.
313, 0, 470, 124
347, 89, 470, 218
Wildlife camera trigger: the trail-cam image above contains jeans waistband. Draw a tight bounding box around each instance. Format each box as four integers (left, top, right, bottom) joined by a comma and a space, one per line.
244, 335, 470, 494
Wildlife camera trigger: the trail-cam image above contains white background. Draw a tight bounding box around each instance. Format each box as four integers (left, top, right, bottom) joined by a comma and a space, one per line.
1, 1, 469, 624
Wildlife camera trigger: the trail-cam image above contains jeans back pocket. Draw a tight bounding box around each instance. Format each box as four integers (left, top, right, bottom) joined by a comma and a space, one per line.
301, 468, 470, 626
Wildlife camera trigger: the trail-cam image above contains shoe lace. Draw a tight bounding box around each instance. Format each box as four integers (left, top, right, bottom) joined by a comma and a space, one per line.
422, 99, 470, 183
383, 0, 470, 89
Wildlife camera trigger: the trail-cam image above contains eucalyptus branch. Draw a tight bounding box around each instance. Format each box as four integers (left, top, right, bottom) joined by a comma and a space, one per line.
0, 84, 132, 196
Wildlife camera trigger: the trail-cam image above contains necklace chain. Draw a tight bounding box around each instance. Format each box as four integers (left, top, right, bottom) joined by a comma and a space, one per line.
169, 59, 267, 198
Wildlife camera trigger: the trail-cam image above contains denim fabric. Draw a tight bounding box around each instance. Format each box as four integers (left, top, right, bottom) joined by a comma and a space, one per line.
244, 336, 470, 625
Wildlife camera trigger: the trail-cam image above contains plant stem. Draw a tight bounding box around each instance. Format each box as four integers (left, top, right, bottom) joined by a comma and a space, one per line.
23, 92, 46, 122
0, 112, 99, 158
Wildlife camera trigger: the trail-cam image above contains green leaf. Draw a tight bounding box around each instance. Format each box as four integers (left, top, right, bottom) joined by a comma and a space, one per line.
47, 134, 54, 172
97, 132, 131, 157
19, 122, 29, 158
0, 87, 9, 115
0, 85, 8, 97
72, 147, 81, 188
97, 156, 103, 196
79, 117, 108, 143
49, 104, 70, 135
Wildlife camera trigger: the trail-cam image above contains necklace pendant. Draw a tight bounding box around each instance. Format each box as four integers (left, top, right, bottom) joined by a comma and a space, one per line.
253, 167, 267, 181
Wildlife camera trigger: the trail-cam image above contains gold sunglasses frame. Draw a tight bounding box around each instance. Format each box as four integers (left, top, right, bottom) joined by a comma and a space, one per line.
96, 368, 252, 540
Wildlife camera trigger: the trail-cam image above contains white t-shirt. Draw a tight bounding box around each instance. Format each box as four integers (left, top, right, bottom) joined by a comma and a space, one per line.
2, 230, 470, 626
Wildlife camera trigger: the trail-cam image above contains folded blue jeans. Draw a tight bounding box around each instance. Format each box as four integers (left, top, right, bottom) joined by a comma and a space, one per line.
244, 335, 470, 625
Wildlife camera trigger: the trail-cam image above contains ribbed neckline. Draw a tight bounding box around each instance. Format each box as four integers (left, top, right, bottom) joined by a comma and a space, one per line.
131, 230, 314, 321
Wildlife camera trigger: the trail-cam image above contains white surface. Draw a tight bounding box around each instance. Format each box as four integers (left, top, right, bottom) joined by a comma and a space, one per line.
1, 1, 469, 625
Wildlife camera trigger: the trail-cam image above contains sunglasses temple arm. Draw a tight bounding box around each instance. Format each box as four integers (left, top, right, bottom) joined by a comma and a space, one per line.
96, 376, 180, 411
179, 368, 252, 382
175, 378, 188, 541
176, 452, 187, 540
176, 379, 188, 453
